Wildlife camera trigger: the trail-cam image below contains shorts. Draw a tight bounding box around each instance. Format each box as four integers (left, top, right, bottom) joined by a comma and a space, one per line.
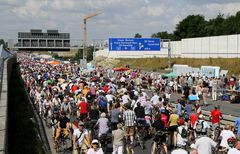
169, 125, 178, 132
212, 123, 220, 131
125, 126, 135, 136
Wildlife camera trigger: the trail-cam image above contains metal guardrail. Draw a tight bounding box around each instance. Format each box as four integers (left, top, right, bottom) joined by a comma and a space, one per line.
170, 101, 237, 126
0, 58, 3, 98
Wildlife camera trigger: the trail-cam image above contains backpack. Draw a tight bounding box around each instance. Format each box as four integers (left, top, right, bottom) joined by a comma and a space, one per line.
195, 120, 204, 133
181, 127, 188, 138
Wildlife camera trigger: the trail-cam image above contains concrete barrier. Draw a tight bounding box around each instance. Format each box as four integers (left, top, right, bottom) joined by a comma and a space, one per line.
0, 56, 16, 154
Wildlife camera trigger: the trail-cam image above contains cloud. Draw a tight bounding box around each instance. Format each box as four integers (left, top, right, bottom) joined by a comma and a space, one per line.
1, 0, 240, 41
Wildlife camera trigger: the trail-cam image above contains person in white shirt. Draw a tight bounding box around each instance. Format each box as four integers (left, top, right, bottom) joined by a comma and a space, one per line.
177, 122, 188, 147
194, 133, 216, 154
220, 125, 236, 149
194, 115, 211, 135
106, 91, 115, 104
122, 92, 130, 105
87, 139, 104, 154
228, 140, 240, 154
151, 93, 159, 106
72, 122, 90, 154
171, 148, 188, 154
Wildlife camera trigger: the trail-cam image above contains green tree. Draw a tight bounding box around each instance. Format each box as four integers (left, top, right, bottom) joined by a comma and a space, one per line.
174, 15, 207, 40
151, 31, 173, 40
134, 33, 142, 38
205, 13, 225, 36
74, 46, 94, 63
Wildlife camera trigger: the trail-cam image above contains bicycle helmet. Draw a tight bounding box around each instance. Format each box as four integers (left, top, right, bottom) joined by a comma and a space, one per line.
227, 137, 236, 148
53, 108, 59, 114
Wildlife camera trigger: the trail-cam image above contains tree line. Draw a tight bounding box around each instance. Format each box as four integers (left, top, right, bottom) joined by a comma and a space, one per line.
149, 11, 240, 41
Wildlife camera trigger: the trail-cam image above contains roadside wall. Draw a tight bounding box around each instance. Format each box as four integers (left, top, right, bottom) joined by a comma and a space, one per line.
96, 34, 240, 58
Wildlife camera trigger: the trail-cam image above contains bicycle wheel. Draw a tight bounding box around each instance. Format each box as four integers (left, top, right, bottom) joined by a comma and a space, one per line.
137, 133, 145, 149
154, 143, 166, 154
126, 144, 134, 154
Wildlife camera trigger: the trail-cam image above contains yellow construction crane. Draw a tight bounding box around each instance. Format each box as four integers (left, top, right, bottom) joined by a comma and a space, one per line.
83, 12, 101, 65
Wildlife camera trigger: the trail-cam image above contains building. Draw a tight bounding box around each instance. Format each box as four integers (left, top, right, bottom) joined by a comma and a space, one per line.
17, 29, 70, 51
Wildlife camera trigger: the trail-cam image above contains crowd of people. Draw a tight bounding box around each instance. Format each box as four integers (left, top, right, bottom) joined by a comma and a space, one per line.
18, 53, 240, 154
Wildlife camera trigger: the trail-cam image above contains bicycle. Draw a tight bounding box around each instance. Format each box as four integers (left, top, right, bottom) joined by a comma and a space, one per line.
151, 131, 169, 154
124, 138, 134, 154
136, 123, 146, 149
55, 130, 69, 154
99, 133, 110, 153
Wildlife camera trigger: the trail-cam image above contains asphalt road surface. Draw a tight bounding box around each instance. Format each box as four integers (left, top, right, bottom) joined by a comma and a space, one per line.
44, 92, 240, 154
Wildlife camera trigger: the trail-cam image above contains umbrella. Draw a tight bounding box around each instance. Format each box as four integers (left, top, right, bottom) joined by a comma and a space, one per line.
47, 61, 61, 65
163, 72, 177, 78
112, 67, 130, 71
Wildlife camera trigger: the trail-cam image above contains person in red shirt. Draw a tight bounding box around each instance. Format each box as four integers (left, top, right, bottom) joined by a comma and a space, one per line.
71, 84, 78, 93
188, 109, 198, 141
210, 106, 223, 130
101, 84, 109, 93
79, 98, 88, 121
160, 109, 170, 129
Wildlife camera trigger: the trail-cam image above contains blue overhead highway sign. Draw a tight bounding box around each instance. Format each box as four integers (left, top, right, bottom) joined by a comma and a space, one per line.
109, 38, 161, 51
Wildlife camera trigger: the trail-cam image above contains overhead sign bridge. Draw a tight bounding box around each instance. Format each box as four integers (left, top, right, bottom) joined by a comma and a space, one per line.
109, 38, 161, 51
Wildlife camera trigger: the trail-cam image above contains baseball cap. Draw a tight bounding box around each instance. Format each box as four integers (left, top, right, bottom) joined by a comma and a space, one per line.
79, 121, 84, 126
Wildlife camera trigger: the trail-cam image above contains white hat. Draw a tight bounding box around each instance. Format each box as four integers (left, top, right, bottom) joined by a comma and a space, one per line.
91, 139, 99, 144
100, 112, 106, 118
199, 114, 204, 119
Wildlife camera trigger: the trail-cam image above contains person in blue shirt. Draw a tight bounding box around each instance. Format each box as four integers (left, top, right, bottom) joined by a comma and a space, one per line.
235, 117, 240, 138
185, 101, 193, 120
177, 99, 183, 116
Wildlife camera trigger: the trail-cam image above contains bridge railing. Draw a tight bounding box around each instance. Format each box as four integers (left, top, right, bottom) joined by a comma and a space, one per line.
170, 101, 237, 126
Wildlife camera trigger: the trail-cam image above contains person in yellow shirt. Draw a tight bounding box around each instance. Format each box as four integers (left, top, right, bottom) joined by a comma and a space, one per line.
82, 86, 89, 97
168, 110, 179, 148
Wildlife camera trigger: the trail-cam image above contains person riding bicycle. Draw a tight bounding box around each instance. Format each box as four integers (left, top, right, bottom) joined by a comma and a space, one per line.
228, 138, 240, 154
88, 104, 99, 128
94, 112, 109, 138
43, 96, 52, 119
151, 114, 168, 154
61, 98, 71, 118
168, 110, 179, 148
112, 123, 125, 154
193, 130, 217, 154
176, 118, 188, 148
79, 98, 89, 121
51, 108, 59, 138
55, 110, 70, 149
134, 102, 146, 127
123, 104, 136, 145
194, 114, 211, 138
86, 139, 104, 154
219, 125, 236, 151
72, 122, 90, 154
110, 103, 122, 130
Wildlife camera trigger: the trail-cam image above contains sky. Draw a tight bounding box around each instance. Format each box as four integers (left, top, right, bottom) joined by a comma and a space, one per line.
1, 0, 240, 42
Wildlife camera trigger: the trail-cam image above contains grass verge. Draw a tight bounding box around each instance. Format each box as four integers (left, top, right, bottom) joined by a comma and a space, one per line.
114, 57, 240, 75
